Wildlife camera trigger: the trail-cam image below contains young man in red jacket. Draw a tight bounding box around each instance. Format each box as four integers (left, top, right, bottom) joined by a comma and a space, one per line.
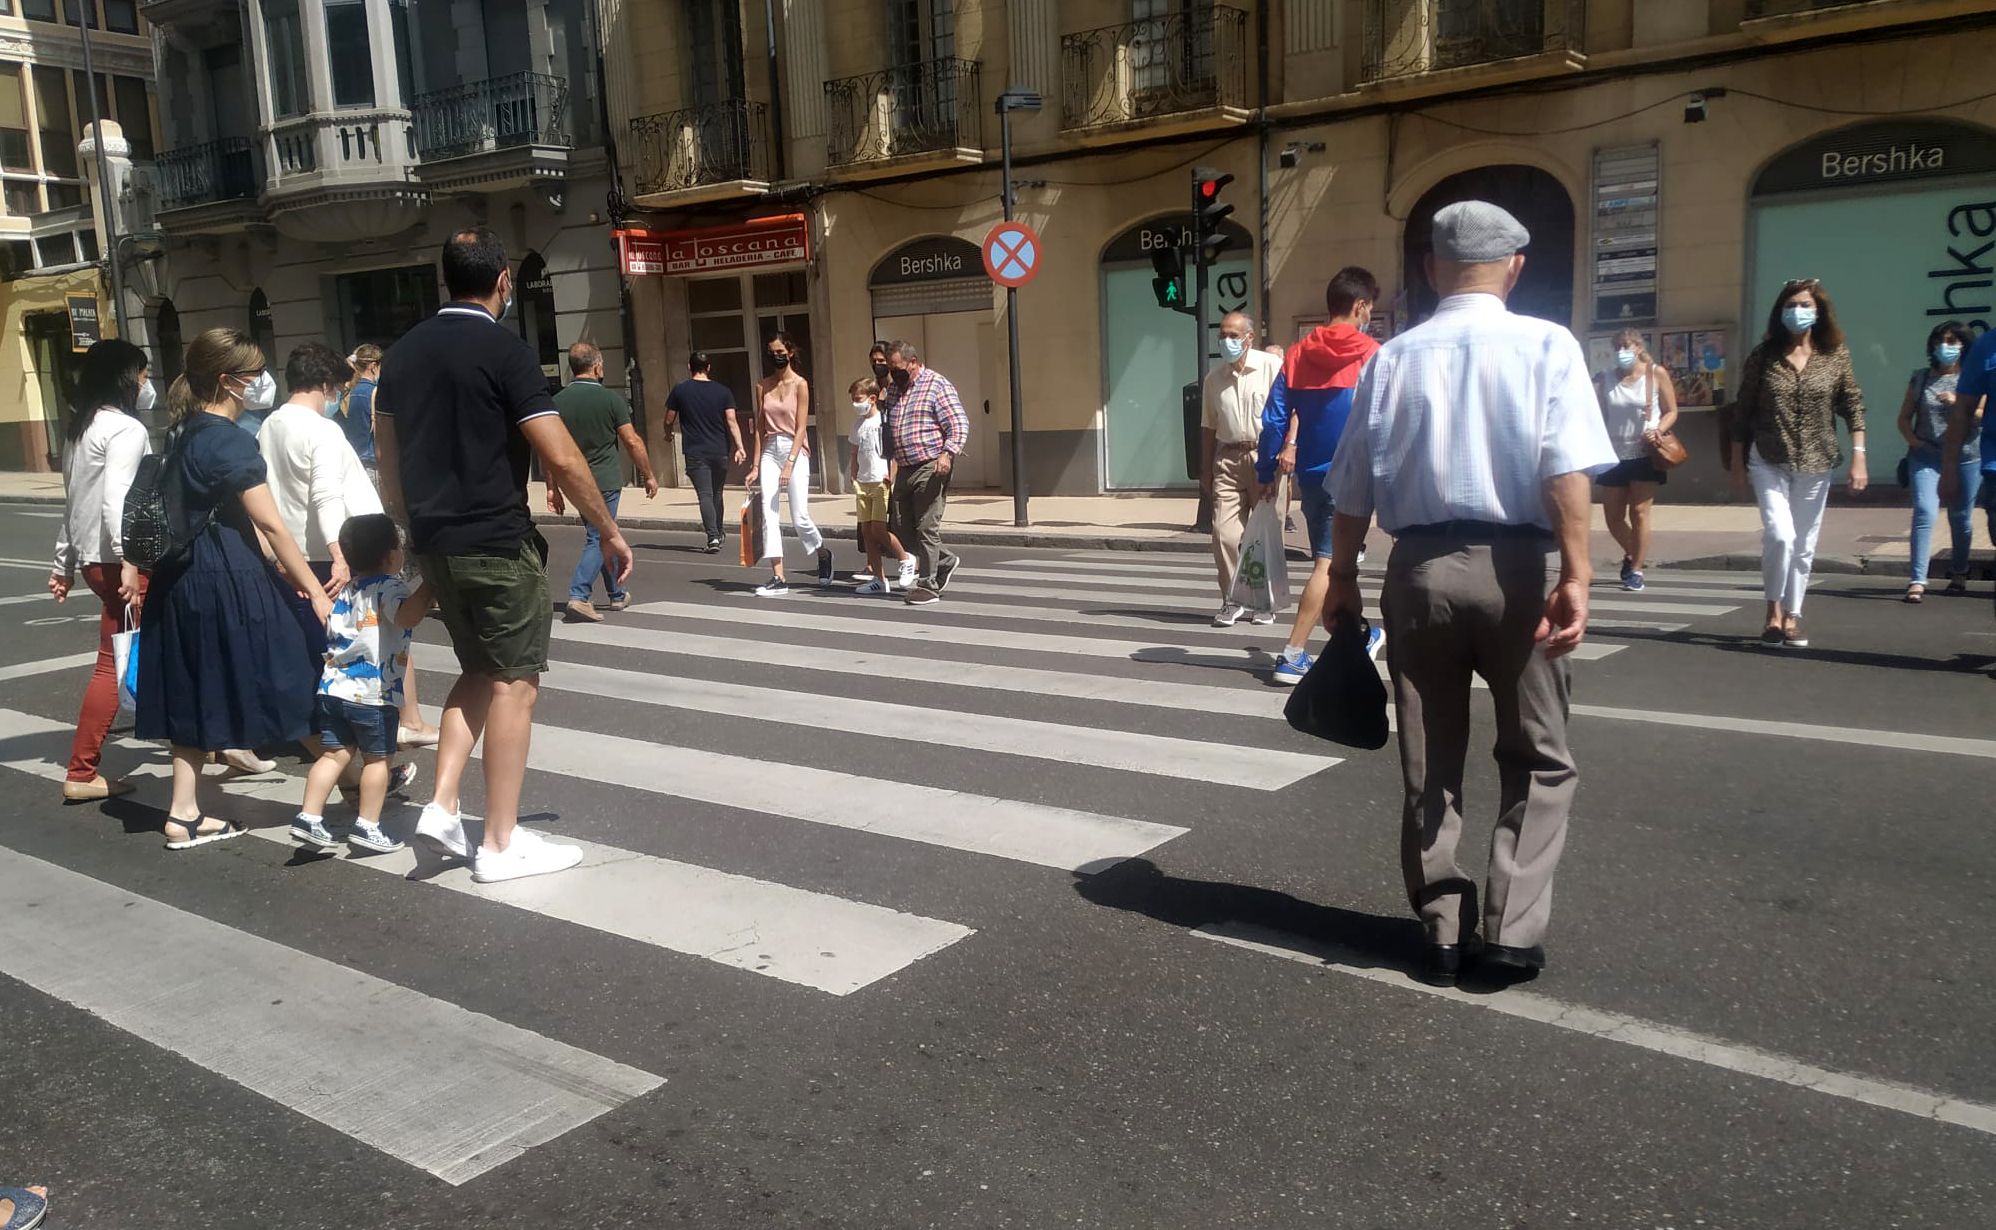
1257, 267, 1383, 684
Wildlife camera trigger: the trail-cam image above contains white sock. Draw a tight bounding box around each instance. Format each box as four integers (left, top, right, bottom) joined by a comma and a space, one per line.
296, 812, 323, 826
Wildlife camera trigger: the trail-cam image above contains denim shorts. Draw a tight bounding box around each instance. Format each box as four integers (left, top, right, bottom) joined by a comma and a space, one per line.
315, 694, 398, 760
1299, 480, 1337, 560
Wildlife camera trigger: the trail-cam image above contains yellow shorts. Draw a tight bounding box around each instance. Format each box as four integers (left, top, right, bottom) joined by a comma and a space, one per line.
854, 480, 890, 525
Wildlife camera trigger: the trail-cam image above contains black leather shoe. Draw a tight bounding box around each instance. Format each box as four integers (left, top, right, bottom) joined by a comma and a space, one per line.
1414, 944, 1464, 987
1480, 943, 1547, 972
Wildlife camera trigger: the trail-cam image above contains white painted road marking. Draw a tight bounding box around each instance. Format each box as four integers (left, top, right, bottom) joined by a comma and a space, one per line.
531, 654, 1335, 790
1193, 921, 1996, 1140
627, 599, 1624, 663
0, 710, 975, 996
0, 650, 96, 680
555, 621, 1286, 717
0, 846, 666, 1185
1573, 703, 1996, 761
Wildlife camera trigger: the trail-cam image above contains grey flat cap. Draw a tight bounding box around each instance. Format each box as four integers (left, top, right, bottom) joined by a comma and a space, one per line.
1431, 200, 1530, 262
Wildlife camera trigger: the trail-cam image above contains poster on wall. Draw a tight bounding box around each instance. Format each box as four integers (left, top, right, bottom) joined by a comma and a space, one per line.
1587, 326, 1727, 407
1592, 143, 1660, 325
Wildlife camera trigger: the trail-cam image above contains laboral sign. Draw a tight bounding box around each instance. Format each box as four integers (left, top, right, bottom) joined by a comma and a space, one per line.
616, 215, 809, 276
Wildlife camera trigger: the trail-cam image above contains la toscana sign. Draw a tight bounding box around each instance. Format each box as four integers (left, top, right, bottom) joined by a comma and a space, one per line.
616, 214, 809, 276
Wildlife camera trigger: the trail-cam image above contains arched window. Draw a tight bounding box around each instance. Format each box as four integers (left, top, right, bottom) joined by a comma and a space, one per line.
1402, 165, 1574, 327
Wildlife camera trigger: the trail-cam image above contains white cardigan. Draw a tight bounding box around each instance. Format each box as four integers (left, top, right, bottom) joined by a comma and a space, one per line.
53, 407, 151, 574
258, 401, 381, 562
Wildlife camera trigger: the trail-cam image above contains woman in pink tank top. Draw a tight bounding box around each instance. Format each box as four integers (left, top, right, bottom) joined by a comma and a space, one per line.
747, 332, 829, 594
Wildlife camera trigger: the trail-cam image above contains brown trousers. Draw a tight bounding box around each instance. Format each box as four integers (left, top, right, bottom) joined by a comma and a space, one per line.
1380, 535, 1578, 948
1208, 442, 1258, 599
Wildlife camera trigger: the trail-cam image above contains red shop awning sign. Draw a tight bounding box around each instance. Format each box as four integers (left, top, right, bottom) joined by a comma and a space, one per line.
617, 214, 810, 277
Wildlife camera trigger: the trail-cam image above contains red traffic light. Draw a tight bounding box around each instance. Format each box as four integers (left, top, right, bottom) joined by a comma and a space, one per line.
1200, 180, 1221, 200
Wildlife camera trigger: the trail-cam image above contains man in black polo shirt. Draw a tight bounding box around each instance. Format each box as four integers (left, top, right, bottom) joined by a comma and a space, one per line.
663, 350, 745, 553
375, 226, 631, 884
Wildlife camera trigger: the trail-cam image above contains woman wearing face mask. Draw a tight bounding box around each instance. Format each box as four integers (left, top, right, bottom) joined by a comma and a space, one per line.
232, 366, 280, 436
1898, 321, 1980, 602
748, 331, 832, 596
137, 328, 332, 849
48, 339, 153, 801
1593, 330, 1678, 592
1729, 278, 1868, 648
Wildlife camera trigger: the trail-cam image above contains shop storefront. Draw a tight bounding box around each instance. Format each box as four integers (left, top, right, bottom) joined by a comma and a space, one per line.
869, 235, 998, 488
1099, 213, 1252, 490
1748, 118, 1996, 481
620, 214, 821, 484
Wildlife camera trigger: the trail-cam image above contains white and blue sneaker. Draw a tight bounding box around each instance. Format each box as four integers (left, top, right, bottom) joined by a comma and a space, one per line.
1623, 569, 1646, 593
348, 819, 404, 854
291, 813, 340, 850
1273, 648, 1312, 686
1365, 626, 1386, 659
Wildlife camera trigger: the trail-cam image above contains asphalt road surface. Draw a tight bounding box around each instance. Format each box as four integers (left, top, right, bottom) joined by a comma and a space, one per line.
2, 500, 1992, 1229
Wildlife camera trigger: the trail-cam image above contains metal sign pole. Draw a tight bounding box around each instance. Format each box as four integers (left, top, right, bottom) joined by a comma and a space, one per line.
1001, 107, 1028, 528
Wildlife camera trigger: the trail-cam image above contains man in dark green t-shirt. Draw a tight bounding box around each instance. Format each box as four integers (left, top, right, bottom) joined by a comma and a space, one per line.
552, 341, 657, 621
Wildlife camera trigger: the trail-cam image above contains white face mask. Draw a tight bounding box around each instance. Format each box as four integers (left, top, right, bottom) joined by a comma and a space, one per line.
1615, 349, 1637, 371
135, 377, 156, 412
241, 370, 278, 410
1220, 336, 1247, 361
852, 400, 873, 414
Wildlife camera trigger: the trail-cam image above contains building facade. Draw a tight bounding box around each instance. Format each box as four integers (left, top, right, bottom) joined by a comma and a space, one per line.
130, 0, 623, 442
602, 0, 1996, 500
0, 0, 156, 470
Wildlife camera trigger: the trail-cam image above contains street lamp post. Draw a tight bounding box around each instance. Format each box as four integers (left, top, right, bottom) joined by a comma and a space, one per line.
74, 5, 127, 337
995, 87, 1040, 529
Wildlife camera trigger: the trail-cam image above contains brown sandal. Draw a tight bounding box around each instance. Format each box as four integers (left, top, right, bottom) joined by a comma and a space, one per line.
1905, 583, 1926, 604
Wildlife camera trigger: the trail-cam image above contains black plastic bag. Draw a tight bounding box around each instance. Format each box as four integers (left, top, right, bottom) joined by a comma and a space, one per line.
1283, 612, 1390, 750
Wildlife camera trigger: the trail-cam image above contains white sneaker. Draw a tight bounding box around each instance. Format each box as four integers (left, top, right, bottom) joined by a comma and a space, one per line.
897, 558, 919, 588
472, 832, 583, 883
412, 802, 468, 860
755, 576, 790, 597
1212, 603, 1245, 627
1247, 609, 1276, 625
856, 578, 890, 595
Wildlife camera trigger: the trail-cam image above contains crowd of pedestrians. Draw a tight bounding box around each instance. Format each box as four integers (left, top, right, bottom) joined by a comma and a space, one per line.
39, 198, 1996, 943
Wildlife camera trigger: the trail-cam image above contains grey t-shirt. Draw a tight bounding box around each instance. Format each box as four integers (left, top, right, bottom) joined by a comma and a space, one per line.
1910, 368, 1977, 459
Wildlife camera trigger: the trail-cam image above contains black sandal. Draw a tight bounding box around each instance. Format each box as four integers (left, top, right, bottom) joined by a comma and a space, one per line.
164, 816, 245, 851
1905, 583, 1926, 604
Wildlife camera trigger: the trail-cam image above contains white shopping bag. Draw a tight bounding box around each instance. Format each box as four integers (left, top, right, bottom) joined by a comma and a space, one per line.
1227, 481, 1290, 618
112, 604, 139, 715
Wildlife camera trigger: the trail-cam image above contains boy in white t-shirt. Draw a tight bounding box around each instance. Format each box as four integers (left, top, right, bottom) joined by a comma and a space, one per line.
848, 377, 913, 595
293, 514, 434, 854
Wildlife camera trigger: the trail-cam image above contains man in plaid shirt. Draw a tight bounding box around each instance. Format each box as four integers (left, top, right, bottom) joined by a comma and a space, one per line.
882, 340, 968, 604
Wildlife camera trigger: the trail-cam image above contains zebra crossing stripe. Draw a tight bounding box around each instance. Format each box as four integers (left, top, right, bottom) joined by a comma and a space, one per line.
0, 710, 974, 997
0, 844, 665, 1185
527, 655, 1333, 790
553, 622, 1284, 717
969, 565, 1736, 616
624, 599, 1626, 662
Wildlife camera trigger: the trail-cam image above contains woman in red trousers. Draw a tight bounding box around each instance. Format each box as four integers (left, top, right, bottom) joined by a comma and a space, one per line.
48, 339, 154, 801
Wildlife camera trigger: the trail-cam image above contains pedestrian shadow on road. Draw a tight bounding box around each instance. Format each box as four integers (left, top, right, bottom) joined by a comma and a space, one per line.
1131, 644, 1295, 686
1584, 626, 1996, 674
1071, 858, 1420, 975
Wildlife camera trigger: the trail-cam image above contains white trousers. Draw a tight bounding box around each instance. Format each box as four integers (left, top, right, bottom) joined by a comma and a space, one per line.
1748, 448, 1832, 616
757, 435, 822, 564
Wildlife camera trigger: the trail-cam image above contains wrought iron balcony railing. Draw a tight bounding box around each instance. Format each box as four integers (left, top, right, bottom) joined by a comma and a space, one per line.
1744, 0, 1870, 16
629, 100, 770, 196
824, 57, 983, 167
1061, 5, 1248, 130
156, 136, 258, 210
412, 71, 571, 160
1360, 0, 1584, 83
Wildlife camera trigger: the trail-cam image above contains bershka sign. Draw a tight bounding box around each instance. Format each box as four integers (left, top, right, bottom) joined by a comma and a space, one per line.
616, 214, 809, 276
870, 235, 982, 286
1755, 119, 1996, 197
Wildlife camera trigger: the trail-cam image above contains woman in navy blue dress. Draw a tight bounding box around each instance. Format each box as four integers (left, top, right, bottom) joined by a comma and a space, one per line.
136, 328, 332, 849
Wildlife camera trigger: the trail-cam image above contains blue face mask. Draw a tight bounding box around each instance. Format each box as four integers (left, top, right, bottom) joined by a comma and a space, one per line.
1220, 336, 1247, 361
1782, 304, 1817, 335
1615, 349, 1637, 371
1936, 343, 1963, 365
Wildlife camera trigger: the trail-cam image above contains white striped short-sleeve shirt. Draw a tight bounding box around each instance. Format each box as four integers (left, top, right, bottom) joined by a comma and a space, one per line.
1325, 293, 1616, 533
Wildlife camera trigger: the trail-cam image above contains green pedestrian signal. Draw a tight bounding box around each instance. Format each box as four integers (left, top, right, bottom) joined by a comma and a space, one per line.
1150, 247, 1194, 315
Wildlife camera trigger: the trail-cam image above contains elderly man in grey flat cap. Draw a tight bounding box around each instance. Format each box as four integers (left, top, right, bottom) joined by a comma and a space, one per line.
1324, 200, 1617, 989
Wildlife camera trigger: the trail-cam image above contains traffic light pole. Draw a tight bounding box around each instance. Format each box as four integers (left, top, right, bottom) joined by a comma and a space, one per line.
1190, 240, 1211, 533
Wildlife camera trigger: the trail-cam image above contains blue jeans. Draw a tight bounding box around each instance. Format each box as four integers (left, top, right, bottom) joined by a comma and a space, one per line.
568, 488, 626, 603
1299, 478, 1337, 560
1908, 446, 1983, 585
